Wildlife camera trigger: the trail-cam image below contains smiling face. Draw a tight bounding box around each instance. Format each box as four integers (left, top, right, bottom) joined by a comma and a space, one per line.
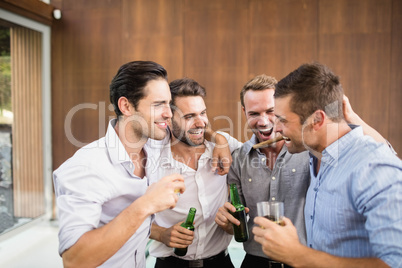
130, 79, 172, 140
274, 95, 308, 153
171, 96, 208, 146
243, 88, 277, 143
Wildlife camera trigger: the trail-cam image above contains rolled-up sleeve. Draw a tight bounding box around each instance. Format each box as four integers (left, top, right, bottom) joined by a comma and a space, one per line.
53, 164, 111, 255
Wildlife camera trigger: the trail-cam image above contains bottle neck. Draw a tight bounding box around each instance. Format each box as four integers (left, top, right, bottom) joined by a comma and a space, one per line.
184, 208, 196, 225
230, 184, 244, 208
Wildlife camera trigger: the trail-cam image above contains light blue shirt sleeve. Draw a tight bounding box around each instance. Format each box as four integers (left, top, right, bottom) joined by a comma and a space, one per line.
305, 126, 402, 268
352, 161, 402, 267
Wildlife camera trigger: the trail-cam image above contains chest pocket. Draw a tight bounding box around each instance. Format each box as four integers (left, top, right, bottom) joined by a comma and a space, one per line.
282, 165, 310, 198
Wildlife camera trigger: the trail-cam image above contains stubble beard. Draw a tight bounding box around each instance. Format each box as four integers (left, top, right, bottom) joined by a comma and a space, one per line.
171, 122, 204, 147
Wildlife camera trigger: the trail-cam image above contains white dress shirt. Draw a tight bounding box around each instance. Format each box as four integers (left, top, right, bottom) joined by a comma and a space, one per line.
147, 133, 240, 260
53, 119, 155, 267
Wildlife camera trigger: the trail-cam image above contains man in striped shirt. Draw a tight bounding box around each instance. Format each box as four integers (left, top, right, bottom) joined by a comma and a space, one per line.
253, 62, 401, 268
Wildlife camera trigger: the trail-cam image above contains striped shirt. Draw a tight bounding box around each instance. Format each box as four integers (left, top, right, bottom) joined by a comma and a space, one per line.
305, 125, 402, 267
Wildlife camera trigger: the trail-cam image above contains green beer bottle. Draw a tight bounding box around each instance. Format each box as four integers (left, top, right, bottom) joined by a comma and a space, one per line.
229, 183, 249, 242
174, 207, 196, 256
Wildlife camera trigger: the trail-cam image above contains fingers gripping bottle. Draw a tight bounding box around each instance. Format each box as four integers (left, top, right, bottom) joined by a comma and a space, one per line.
229, 183, 249, 242
174, 207, 196, 256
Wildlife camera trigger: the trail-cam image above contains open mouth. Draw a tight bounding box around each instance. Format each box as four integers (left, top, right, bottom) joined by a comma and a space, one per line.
283, 135, 291, 144
188, 129, 204, 135
258, 127, 273, 139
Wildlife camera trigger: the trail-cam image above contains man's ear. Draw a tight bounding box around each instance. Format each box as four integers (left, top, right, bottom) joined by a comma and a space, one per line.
118, 97, 133, 116
242, 106, 246, 115
312, 110, 325, 130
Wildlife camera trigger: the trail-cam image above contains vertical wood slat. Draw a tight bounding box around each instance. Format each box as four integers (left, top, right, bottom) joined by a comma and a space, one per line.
10, 27, 44, 218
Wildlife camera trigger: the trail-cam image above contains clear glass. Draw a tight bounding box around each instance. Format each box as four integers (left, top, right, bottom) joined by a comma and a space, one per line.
163, 166, 182, 195
257, 201, 284, 225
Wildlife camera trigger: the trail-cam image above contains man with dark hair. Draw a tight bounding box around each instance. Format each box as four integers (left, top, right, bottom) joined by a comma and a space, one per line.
147, 78, 239, 268
253, 62, 402, 268
53, 61, 186, 267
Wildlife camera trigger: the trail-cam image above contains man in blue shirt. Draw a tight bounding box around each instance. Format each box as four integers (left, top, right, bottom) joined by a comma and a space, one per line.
253, 63, 401, 268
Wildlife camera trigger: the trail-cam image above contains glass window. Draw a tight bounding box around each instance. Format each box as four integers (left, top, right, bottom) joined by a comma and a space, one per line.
0, 12, 52, 237
0, 25, 14, 234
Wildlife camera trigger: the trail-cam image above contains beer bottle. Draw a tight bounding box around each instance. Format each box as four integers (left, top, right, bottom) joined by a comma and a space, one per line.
229, 183, 249, 242
174, 207, 196, 256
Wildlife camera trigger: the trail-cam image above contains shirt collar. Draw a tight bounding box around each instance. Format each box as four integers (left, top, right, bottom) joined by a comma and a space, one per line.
155, 132, 212, 168
242, 134, 258, 154
105, 119, 132, 165
105, 119, 152, 177
319, 124, 362, 167
243, 134, 287, 158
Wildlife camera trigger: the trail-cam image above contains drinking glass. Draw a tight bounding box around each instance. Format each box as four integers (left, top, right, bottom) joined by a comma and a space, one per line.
256, 201, 284, 226
163, 166, 182, 195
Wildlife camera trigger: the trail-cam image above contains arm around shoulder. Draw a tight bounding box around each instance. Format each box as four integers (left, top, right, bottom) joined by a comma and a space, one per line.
343, 95, 391, 147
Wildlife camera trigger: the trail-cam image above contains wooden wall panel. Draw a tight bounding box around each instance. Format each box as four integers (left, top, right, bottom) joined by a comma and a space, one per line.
51, 0, 401, 170
183, 1, 249, 140
318, 0, 392, 142
389, 0, 402, 154
249, 0, 319, 79
51, 1, 122, 168
121, 0, 184, 79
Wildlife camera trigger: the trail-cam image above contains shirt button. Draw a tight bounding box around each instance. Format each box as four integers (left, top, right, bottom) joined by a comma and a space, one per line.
292, 168, 296, 172
272, 177, 276, 180
314, 187, 318, 191
248, 178, 252, 182
309, 244, 312, 248
272, 197, 276, 201
310, 215, 313, 219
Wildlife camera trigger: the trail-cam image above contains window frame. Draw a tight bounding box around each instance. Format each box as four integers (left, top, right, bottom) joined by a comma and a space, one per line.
0, 7, 52, 241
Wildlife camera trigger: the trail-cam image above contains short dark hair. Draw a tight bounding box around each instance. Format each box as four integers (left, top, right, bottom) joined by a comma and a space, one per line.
109, 61, 168, 116
169, 78, 206, 109
274, 62, 344, 124
240, 74, 277, 107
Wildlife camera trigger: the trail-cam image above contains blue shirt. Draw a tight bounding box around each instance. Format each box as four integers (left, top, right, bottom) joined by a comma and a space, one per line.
305, 125, 402, 267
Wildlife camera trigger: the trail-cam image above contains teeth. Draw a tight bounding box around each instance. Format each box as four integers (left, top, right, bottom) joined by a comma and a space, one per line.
156, 122, 166, 127
189, 129, 203, 134
259, 127, 273, 132
283, 136, 291, 141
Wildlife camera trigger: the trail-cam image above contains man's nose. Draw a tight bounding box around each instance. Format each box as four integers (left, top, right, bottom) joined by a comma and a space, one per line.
163, 105, 173, 119
194, 116, 207, 128
275, 118, 283, 133
257, 116, 269, 126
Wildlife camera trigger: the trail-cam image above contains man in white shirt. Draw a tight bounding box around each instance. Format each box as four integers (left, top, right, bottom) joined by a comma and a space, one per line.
147, 78, 240, 268
53, 61, 186, 267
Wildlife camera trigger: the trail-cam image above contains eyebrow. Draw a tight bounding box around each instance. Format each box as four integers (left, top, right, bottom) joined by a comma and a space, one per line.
183, 108, 207, 118
153, 100, 169, 105
247, 107, 274, 114
274, 114, 286, 121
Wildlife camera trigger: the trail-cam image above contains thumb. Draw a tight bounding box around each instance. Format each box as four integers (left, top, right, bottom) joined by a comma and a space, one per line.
282, 217, 293, 226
